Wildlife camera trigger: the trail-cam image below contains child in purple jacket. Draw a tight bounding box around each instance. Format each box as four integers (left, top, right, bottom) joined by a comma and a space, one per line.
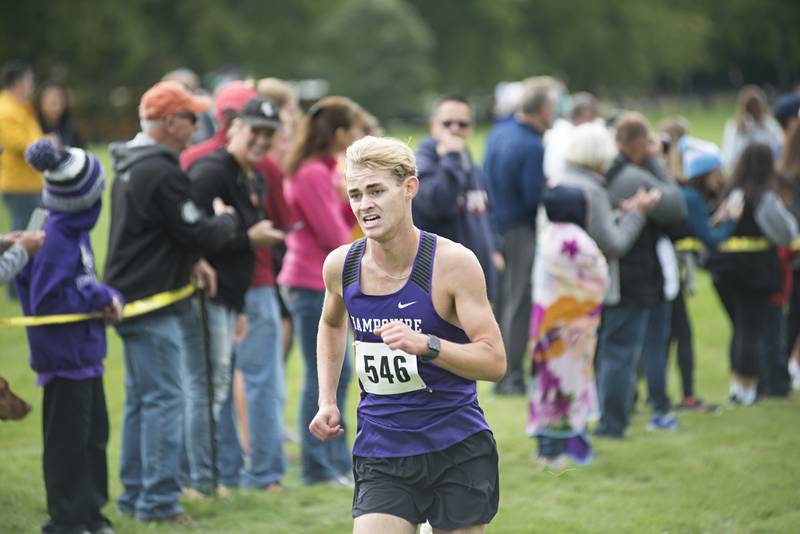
18, 140, 123, 534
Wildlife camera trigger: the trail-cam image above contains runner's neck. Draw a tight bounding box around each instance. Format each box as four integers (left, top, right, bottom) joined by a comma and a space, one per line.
365, 227, 420, 279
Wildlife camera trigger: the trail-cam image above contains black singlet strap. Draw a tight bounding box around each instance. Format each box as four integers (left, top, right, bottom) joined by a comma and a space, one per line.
409, 232, 436, 293
342, 238, 366, 288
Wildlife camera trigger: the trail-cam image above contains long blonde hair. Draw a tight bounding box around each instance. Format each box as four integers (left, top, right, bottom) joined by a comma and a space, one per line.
734, 85, 771, 133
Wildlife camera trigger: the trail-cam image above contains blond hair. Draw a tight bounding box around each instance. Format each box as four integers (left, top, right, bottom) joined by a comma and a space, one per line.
735, 85, 771, 132
256, 77, 297, 110
518, 76, 561, 116
565, 123, 617, 172
345, 136, 416, 183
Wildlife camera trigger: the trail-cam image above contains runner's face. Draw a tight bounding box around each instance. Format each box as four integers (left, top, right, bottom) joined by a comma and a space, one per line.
346, 167, 416, 240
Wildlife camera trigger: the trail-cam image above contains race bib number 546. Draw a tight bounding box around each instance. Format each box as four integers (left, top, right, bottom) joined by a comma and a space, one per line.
354, 341, 428, 395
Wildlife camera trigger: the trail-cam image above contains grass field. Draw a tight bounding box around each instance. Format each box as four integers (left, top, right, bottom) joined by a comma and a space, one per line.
1, 107, 799, 533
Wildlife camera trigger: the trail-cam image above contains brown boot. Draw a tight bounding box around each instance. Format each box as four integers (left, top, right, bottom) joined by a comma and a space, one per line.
0, 376, 32, 421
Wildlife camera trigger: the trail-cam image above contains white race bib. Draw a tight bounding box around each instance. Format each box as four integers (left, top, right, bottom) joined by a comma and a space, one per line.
353, 341, 428, 395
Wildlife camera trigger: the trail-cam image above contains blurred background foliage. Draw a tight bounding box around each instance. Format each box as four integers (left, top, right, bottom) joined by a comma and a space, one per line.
2, 0, 798, 137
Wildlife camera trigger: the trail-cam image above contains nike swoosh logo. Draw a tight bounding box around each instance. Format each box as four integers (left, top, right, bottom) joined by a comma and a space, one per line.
397, 301, 417, 309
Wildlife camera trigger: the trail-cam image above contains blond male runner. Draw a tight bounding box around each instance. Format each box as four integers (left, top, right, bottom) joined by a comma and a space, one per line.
310, 136, 506, 533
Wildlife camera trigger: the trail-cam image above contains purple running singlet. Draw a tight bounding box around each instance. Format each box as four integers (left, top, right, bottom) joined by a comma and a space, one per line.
342, 231, 491, 458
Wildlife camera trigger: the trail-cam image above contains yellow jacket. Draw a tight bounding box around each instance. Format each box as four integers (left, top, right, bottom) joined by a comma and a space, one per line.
0, 91, 43, 193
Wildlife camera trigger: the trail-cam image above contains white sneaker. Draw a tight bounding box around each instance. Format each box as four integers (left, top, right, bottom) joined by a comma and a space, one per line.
739, 385, 757, 406
789, 359, 800, 391
419, 521, 434, 534
728, 381, 741, 403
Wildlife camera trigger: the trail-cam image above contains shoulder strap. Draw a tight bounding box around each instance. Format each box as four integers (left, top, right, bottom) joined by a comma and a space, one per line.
409, 232, 436, 293
342, 238, 366, 288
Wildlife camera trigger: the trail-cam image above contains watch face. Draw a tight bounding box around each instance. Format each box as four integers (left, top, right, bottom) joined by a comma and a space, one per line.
426, 335, 440, 360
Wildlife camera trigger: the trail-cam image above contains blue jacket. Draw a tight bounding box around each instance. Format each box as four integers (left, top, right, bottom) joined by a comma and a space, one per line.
681, 187, 735, 250
483, 118, 546, 234
413, 137, 499, 298
16, 201, 122, 386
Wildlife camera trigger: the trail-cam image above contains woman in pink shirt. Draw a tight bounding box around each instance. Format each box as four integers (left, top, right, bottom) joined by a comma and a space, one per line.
278, 96, 362, 486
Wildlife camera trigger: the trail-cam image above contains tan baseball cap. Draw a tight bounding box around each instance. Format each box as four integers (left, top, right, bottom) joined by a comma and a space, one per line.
139, 81, 211, 120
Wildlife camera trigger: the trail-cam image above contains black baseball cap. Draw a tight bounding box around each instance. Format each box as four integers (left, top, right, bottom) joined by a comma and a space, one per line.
239, 97, 282, 130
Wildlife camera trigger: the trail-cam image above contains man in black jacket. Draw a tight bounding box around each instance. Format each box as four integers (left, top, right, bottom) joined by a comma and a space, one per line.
181, 97, 285, 495
104, 82, 275, 525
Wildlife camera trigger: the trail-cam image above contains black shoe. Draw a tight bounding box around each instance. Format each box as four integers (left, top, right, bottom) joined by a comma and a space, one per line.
87, 516, 114, 534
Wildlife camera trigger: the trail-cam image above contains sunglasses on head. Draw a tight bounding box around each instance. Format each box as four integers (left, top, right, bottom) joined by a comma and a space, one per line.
173, 111, 198, 124
442, 120, 471, 129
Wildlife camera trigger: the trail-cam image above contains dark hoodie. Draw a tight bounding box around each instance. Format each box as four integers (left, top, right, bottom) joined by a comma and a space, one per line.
188, 148, 263, 312
413, 137, 500, 298
104, 134, 237, 315
16, 202, 122, 385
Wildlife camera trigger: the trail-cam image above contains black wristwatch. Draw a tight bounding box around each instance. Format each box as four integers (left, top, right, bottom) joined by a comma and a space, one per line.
421, 334, 440, 361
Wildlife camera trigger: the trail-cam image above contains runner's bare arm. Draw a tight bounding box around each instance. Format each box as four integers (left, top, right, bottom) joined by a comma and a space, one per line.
309, 245, 350, 441
375, 242, 506, 382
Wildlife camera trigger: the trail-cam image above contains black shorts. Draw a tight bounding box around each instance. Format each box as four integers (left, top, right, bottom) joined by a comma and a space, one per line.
352, 430, 499, 530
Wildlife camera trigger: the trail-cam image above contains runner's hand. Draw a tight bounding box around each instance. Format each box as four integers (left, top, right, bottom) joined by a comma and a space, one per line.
309, 404, 344, 441
374, 320, 428, 355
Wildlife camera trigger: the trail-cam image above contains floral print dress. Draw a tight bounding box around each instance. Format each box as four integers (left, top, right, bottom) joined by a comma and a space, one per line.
527, 222, 609, 464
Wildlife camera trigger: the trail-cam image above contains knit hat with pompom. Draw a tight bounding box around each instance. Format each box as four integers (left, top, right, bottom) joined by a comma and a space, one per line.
25, 140, 105, 213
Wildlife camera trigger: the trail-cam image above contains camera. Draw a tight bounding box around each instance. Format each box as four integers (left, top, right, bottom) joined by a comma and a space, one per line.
660, 132, 672, 154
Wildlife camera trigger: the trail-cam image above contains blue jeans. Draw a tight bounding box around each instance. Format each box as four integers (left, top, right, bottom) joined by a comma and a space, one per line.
596, 302, 671, 437
179, 298, 236, 493
217, 286, 287, 488
281, 286, 352, 484
115, 314, 185, 521
642, 301, 672, 416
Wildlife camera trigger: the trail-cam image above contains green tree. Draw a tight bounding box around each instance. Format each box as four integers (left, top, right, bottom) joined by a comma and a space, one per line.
306, 0, 435, 119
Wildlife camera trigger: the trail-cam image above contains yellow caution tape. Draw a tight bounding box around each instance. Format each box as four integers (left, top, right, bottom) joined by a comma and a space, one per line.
0, 283, 196, 327
674, 236, 800, 253
674, 238, 704, 252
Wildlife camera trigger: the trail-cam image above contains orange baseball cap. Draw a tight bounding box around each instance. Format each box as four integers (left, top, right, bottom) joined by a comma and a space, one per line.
139, 81, 211, 120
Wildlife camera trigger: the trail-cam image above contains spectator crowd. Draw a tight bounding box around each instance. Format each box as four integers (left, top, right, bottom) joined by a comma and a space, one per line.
1, 58, 800, 532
